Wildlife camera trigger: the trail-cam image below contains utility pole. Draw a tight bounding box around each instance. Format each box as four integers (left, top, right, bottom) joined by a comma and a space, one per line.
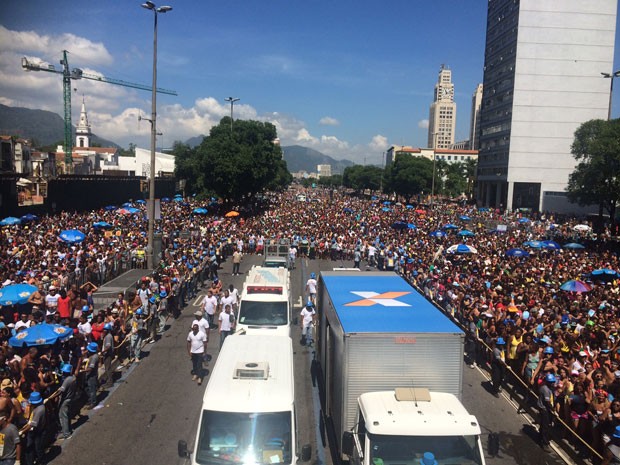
601, 70, 620, 120
225, 97, 240, 133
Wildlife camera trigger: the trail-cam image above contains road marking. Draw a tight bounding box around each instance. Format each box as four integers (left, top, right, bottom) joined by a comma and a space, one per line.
193, 295, 205, 307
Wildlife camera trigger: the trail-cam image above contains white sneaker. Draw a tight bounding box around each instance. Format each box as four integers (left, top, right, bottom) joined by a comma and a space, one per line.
469, 363, 476, 369
192, 374, 197, 381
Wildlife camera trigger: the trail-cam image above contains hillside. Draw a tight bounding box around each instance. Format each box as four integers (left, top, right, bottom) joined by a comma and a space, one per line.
0, 104, 119, 148
282, 145, 355, 174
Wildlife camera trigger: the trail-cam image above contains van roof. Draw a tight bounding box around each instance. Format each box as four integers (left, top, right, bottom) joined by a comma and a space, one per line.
320, 271, 462, 334
242, 266, 290, 298
359, 390, 481, 436
202, 335, 294, 413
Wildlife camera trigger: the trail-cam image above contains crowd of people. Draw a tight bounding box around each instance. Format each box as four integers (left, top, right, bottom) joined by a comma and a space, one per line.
0, 187, 617, 462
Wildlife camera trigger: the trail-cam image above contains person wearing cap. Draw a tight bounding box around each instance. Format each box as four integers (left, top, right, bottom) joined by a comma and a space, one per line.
157, 290, 169, 335
84, 342, 100, 409
602, 425, 620, 464
491, 337, 507, 397
300, 302, 316, 347
0, 412, 20, 465
45, 364, 76, 440
20, 391, 46, 465
305, 273, 317, 306
537, 373, 557, 451
191, 311, 210, 341
419, 451, 437, 465
187, 323, 207, 385
129, 309, 146, 363
100, 324, 115, 389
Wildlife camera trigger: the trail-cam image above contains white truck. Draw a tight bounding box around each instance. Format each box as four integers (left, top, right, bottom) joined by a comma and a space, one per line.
316, 271, 486, 465
236, 265, 292, 337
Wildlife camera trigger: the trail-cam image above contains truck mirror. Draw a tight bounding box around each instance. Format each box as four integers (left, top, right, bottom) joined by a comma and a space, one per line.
342, 432, 354, 456
178, 440, 189, 458
300, 444, 312, 461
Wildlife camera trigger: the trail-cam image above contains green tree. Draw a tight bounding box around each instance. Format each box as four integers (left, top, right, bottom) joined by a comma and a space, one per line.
385, 154, 433, 201
188, 118, 289, 201
343, 165, 383, 192
568, 119, 620, 224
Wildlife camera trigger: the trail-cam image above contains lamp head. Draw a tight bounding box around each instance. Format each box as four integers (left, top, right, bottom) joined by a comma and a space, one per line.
158, 5, 172, 12
142, 1, 155, 9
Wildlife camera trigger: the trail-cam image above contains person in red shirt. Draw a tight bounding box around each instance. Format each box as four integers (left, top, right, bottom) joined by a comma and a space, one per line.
90, 313, 105, 341
57, 289, 72, 321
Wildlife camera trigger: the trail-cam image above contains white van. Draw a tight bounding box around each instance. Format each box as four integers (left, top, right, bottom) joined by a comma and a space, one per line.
296, 194, 306, 202
236, 266, 292, 337
178, 336, 309, 464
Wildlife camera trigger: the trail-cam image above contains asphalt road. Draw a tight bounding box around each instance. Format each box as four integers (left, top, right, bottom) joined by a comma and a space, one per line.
48, 254, 575, 465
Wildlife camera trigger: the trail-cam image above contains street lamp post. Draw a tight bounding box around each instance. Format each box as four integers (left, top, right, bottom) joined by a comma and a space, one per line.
601, 70, 620, 120
431, 133, 438, 207
141, 1, 172, 270
225, 97, 240, 133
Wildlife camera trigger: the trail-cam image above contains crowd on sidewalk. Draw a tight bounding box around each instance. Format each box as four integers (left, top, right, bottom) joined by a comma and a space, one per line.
0, 188, 617, 462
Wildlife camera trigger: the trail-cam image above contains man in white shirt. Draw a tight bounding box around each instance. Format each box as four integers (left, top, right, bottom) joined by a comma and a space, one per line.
45, 286, 60, 315
187, 323, 208, 385
220, 290, 236, 318
14, 313, 32, 332
300, 303, 316, 346
201, 290, 218, 327
77, 315, 92, 337
191, 310, 210, 339
305, 273, 318, 305
218, 304, 235, 349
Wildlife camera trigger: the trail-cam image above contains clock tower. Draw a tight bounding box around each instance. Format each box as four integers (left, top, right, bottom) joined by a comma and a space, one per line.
427, 65, 457, 149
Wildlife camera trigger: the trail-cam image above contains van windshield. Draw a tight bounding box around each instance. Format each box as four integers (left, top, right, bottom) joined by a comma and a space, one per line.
368, 433, 483, 465
239, 301, 288, 326
195, 411, 292, 465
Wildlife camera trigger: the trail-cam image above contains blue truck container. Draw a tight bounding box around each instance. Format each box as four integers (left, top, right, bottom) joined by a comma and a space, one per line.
316, 271, 465, 461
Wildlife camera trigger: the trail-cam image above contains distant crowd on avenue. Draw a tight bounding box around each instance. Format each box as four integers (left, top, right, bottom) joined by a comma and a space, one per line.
0, 187, 617, 462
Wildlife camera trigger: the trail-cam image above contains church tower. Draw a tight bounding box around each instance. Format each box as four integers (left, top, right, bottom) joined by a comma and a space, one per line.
75, 97, 91, 148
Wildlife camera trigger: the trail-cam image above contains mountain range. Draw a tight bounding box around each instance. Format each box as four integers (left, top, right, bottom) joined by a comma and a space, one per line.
0, 105, 355, 173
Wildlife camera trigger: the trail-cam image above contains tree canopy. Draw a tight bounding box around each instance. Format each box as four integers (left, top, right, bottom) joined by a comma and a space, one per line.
568, 118, 620, 223
384, 154, 433, 201
172, 118, 291, 201
342, 165, 382, 192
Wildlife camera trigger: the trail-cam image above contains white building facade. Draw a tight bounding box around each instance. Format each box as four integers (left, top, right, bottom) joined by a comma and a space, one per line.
427, 65, 457, 149
477, 0, 617, 213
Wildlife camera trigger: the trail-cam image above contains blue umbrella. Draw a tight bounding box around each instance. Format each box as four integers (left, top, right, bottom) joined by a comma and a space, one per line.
407, 223, 417, 229
93, 221, 113, 229
136, 199, 146, 204
506, 248, 530, 258
161, 197, 171, 202
391, 221, 408, 230
459, 215, 471, 221
458, 229, 475, 237
560, 280, 591, 293
0, 217, 21, 226
447, 244, 478, 254
20, 214, 38, 222
542, 240, 561, 250
8, 323, 73, 347
381, 207, 391, 212
181, 202, 190, 207
371, 196, 378, 200
523, 240, 543, 249
174, 194, 183, 199
173, 197, 183, 203
192, 208, 208, 215
443, 223, 459, 230
405, 205, 414, 210
59, 229, 85, 243
126, 207, 140, 214
564, 243, 585, 250
122, 202, 133, 207
382, 201, 391, 206
478, 207, 490, 212
590, 269, 619, 281
343, 207, 353, 213
518, 217, 530, 224
429, 230, 447, 238
0, 284, 38, 306
104, 205, 117, 211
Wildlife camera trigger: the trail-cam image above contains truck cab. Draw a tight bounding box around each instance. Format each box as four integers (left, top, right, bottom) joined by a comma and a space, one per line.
343, 388, 485, 465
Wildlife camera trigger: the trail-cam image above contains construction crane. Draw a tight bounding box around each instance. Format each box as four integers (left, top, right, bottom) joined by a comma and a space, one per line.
21, 49, 177, 171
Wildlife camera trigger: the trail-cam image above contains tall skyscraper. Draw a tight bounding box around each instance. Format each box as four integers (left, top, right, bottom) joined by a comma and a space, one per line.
469, 84, 483, 150
427, 65, 456, 149
477, 0, 617, 212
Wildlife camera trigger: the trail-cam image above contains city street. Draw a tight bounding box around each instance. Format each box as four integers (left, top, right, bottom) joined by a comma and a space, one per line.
50, 254, 572, 465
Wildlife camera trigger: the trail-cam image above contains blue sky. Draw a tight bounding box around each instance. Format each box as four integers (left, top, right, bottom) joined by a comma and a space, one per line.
1, 1, 619, 164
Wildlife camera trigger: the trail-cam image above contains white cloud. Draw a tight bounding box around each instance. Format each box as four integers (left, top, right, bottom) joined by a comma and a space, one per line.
319, 116, 339, 126
369, 135, 388, 152
418, 119, 429, 129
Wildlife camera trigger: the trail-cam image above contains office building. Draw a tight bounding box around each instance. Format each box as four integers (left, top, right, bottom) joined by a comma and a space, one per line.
469, 84, 483, 150
427, 65, 457, 149
477, 0, 617, 212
